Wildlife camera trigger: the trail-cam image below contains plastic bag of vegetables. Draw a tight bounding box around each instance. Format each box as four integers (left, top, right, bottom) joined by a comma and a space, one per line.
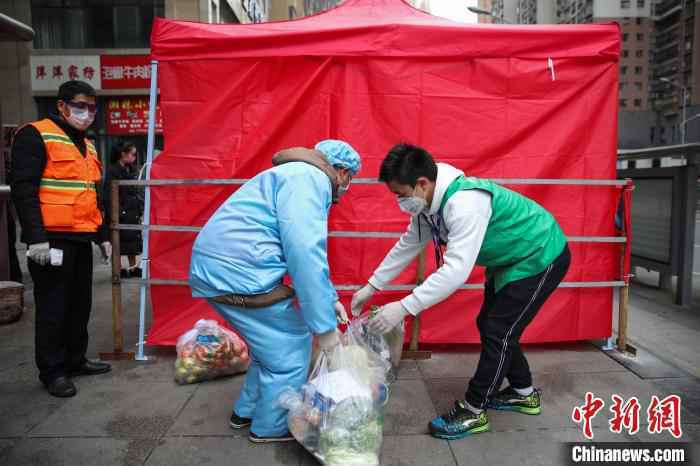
350, 309, 405, 382
174, 319, 250, 385
278, 318, 395, 466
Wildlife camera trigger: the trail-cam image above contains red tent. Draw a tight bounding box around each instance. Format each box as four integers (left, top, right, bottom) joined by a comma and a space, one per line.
147, 0, 621, 345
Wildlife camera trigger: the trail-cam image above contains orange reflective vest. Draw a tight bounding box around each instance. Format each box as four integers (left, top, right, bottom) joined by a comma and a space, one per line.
29, 119, 103, 233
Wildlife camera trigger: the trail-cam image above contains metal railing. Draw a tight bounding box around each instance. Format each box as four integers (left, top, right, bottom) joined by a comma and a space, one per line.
106, 176, 634, 360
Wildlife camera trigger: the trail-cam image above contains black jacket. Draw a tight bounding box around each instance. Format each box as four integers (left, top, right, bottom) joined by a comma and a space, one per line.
106, 162, 143, 219
10, 114, 108, 245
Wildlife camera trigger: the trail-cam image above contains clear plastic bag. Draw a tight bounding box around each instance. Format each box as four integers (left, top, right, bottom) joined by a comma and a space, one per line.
174, 319, 250, 385
350, 311, 405, 382
279, 318, 396, 466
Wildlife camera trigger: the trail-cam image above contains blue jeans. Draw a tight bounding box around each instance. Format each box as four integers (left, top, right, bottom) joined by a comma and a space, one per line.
208, 298, 311, 436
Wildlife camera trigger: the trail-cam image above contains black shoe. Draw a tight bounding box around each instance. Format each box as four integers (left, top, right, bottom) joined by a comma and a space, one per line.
120, 269, 130, 278
130, 267, 142, 278
69, 360, 112, 377
46, 376, 77, 398
248, 431, 295, 443
229, 412, 252, 429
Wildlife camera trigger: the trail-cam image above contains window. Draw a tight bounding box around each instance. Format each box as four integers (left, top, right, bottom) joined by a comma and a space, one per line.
623, 33, 629, 42
621, 66, 628, 75
634, 99, 642, 107
636, 50, 644, 58
635, 82, 643, 91
623, 50, 629, 57
619, 99, 628, 107
637, 0, 645, 7
634, 66, 643, 75
637, 33, 644, 41
621, 0, 630, 8
31, 0, 164, 49
636, 18, 642, 25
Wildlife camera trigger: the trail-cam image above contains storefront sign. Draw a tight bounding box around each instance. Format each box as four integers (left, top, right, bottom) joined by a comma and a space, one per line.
106, 97, 162, 135
100, 55, 151, 89
30, 55, 151, 91
30, 55, 101, 91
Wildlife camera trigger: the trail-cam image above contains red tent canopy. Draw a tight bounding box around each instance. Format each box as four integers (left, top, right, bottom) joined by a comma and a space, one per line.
147, 0, 621, 345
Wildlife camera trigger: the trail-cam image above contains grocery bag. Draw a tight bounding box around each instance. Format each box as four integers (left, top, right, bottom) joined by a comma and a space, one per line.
351, 310, 405, 382
278, 318, 395, 466
174, 319, 250, 385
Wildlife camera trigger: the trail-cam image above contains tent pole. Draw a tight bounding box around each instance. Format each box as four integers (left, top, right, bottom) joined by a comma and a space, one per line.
135, 60, 158, 361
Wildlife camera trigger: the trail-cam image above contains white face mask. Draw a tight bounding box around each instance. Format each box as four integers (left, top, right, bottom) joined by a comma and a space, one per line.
67, 107, 94, 131
398, 186, 427, 216
338, 184, 349, 197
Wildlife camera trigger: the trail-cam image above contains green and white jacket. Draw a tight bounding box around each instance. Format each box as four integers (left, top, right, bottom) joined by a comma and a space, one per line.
369, 163, 567, 315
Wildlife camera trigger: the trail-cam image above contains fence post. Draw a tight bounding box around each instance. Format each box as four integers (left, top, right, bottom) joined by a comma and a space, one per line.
616, 180, 635, 356
100, 180, 134, 360
403, 248, 431, 360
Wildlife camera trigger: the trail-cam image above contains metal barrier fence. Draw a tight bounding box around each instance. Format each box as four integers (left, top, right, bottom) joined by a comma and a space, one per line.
105, 177, 633, 361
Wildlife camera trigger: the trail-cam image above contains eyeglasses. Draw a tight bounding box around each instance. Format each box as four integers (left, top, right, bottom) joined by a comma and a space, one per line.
66, 101, 97, 113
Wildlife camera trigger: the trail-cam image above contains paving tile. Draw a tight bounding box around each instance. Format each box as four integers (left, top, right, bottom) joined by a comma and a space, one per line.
0, 382, 68, 437
0, 361, 40, 385
417, 352, 480, 380
0, 437, 157, 466
650, 378, 700, 400
449, 427, 591, 466
0, 439, 16, 464
0, 345, 34, 372
381, 434, 456, 466
423, 371, 699, 434
650, 377, 700, 420
384, 379, 437, 435
81, 355, 179, 385
416, 345, 623, 383
630, 423, 700, 442
29, 381, 196, 438
396, 360, 421, 380
424, 378, 470, 419
167, 375, 246, 436
523, 343, 627, 375
145, 436, 303, 466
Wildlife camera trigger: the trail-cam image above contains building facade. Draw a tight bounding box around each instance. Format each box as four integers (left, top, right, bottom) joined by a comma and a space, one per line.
650, 0, 700, 144
0, 0, 285, 166
497, 0, 700, 147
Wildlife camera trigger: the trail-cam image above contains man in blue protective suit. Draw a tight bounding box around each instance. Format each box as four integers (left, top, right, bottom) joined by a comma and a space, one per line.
189, 140, 361, 443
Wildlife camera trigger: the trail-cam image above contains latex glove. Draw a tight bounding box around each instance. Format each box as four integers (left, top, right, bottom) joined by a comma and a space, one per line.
317, 329, 340, 353
99, 241, 112, 265
351, 283, 376, 317
334, 301, 349, 324
27, 242, 50, 266
369, 301, 408, 335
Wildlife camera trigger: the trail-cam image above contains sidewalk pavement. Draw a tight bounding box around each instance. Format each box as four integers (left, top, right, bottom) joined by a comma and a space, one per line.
0, 253, 698, 466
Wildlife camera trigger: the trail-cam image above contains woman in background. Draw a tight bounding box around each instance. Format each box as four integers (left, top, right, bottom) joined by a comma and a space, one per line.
107, 141, 143, 277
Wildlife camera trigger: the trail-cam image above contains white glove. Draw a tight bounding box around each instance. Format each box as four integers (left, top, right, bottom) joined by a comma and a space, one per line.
99, 241, 112, 264
369, 301, 408, 335
334, 301, 349, 324
27, 242, 51, 266
351, 283, 376, 317
317, 329, 340, 353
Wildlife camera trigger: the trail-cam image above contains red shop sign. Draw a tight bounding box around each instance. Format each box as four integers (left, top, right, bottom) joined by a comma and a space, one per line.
101, 55, 150, 89
106, 97, 163, 135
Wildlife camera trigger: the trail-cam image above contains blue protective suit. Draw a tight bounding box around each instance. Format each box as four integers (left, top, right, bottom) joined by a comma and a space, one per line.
189, 160, 338, 436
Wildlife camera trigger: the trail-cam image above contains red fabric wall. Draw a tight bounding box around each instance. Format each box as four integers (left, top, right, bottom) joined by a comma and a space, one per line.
146, 0, 621, 345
